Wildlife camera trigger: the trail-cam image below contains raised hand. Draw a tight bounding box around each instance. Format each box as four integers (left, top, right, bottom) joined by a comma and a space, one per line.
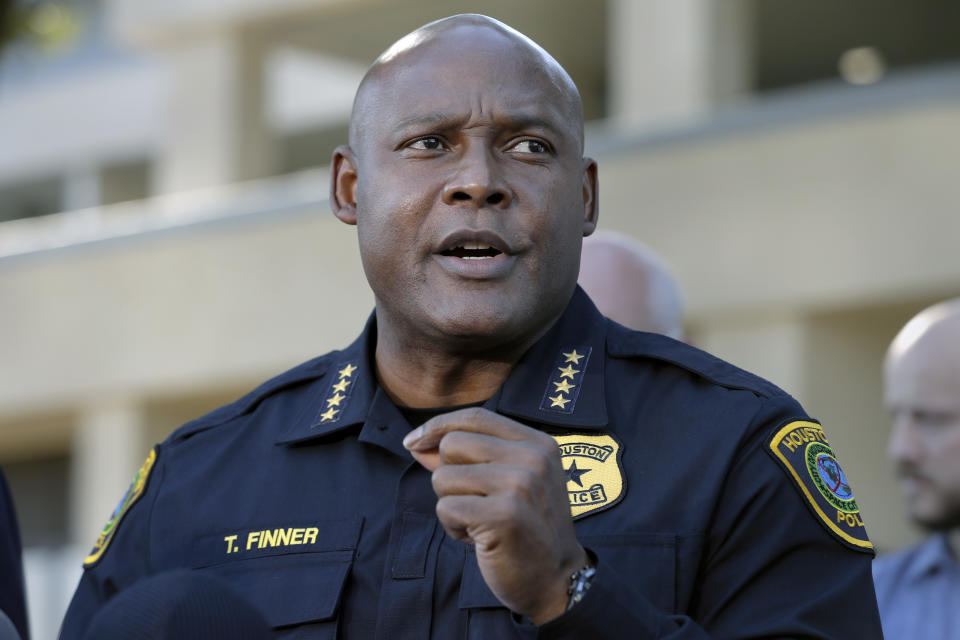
403, 407, 587, 624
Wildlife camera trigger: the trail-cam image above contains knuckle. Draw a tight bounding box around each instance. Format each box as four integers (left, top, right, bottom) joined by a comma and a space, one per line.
420, 414, 443, 434
431, 467, 449, 493
526, 448, 553, 476
435, 496, 457, 522
543, 442, 563, 467
535, 430, 557, 449
437, 435, 451, 458
437, 432, 459, 457
463, 406, 487, 422
514, 467, 538, 495
499, 497, 525, 526
500, 468, 534, 500
438, 431, 468, 459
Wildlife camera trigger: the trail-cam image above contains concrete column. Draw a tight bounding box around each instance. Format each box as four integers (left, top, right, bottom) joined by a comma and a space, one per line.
154, 29, 277, 194
62, 165, 101, 211
607, 0, 753, 130
235, 32, 278, 183
69, 399, 147, 549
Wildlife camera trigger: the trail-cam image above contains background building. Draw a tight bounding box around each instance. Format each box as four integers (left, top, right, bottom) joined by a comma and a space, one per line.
1, 0, 958, 636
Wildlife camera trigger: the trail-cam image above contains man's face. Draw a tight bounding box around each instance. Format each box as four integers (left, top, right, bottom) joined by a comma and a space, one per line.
337, 27, 596, 351
885, 346, 960, 530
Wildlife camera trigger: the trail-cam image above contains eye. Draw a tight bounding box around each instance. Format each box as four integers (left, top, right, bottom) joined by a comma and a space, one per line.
914, 411, 958, 429
508, 139, 549, 154
408, 136, 445, 151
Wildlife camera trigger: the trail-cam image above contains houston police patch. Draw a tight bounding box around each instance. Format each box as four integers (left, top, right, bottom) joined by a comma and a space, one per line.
767, 420, 873, 552
84, 447, 158, 567
552, 433, 625, 519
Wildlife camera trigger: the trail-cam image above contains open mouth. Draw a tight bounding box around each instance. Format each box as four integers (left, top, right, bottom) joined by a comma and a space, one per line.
439, 242, 504, 260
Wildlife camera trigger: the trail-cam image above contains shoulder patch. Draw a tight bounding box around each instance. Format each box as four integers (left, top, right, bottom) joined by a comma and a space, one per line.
83, 447, 158, 567
766, 420, 873, 553
551, 433, 625, 520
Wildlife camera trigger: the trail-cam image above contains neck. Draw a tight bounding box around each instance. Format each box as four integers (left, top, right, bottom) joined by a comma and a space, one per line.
373, 314, 547, 409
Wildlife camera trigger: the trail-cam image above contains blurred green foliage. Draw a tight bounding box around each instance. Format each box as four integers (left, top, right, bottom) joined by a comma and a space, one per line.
0, 1, 81, 53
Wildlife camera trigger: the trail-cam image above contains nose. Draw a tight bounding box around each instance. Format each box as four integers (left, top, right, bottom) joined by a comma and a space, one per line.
888, 412, 923, 465
441, 141, 512, 208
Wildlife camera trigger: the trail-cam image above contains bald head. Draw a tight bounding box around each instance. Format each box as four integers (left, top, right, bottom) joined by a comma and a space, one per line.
884, 298, 960, 532
578, 231, 684, 339
330, 13, 599, 360
886, 299, 960, 410
349, 14, 584, 153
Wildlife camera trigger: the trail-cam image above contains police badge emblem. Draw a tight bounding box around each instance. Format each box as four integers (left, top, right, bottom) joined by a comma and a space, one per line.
767, 420, 873, 552
552, 433, 625, 519
84, 446, 158, 566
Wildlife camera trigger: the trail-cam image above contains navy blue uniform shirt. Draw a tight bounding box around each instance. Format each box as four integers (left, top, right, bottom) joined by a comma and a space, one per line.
1, 467, 29, 640
61, 289, 882, 639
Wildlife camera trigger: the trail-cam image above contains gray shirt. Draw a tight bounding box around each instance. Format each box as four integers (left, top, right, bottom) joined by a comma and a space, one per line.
873, 533, 960, 640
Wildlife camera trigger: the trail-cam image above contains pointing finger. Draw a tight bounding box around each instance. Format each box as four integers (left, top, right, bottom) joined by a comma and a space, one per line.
403, 407, 549, 452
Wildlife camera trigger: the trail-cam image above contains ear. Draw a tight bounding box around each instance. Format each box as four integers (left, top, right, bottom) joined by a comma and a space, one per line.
580, 157, 599, 237
330, 145, 359, 225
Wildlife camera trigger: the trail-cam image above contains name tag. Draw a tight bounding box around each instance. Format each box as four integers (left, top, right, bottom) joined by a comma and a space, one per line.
188, 517, 363, 568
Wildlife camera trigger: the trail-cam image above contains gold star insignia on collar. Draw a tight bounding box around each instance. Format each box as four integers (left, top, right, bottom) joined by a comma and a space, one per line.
557, 364, 580, 380
540, 346, 591, 414
314, 361, 359, 428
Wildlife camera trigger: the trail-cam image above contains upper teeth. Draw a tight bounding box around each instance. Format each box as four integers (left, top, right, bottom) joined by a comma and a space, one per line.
461, 242, 491, 250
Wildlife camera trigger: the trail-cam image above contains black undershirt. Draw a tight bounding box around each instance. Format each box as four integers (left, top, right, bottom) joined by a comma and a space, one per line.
398, 401, 485, 429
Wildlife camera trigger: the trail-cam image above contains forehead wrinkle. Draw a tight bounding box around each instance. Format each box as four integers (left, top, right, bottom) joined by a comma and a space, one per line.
394, 112, 469, 132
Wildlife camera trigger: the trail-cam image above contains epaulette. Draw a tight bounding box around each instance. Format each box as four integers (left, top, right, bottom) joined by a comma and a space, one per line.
605, 321, 786, 400
169, 354, 335, 441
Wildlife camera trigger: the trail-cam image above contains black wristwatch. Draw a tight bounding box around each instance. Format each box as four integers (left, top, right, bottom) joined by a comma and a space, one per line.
566, 563, 597, 611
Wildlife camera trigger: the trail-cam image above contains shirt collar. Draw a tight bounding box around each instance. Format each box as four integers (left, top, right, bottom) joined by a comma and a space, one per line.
905, 532, 958, 583
274, 313, 378, 445
494, 287, 609, 430
275, 286, 609, 447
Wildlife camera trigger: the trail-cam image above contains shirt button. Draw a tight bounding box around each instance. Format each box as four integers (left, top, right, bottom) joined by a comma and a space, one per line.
378, 424, 389, 431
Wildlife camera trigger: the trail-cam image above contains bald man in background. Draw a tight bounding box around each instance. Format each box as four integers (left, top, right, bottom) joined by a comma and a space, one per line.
578, 230, 684, 339
875, 298, 960, 639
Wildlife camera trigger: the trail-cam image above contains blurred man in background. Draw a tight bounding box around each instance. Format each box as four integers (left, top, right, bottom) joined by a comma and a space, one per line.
577, 230, 684, 339
875, 298, 960, 638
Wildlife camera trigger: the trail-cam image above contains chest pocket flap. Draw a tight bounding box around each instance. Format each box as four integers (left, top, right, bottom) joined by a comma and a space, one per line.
581, 532, 678, 614
200, 517, 362, 629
